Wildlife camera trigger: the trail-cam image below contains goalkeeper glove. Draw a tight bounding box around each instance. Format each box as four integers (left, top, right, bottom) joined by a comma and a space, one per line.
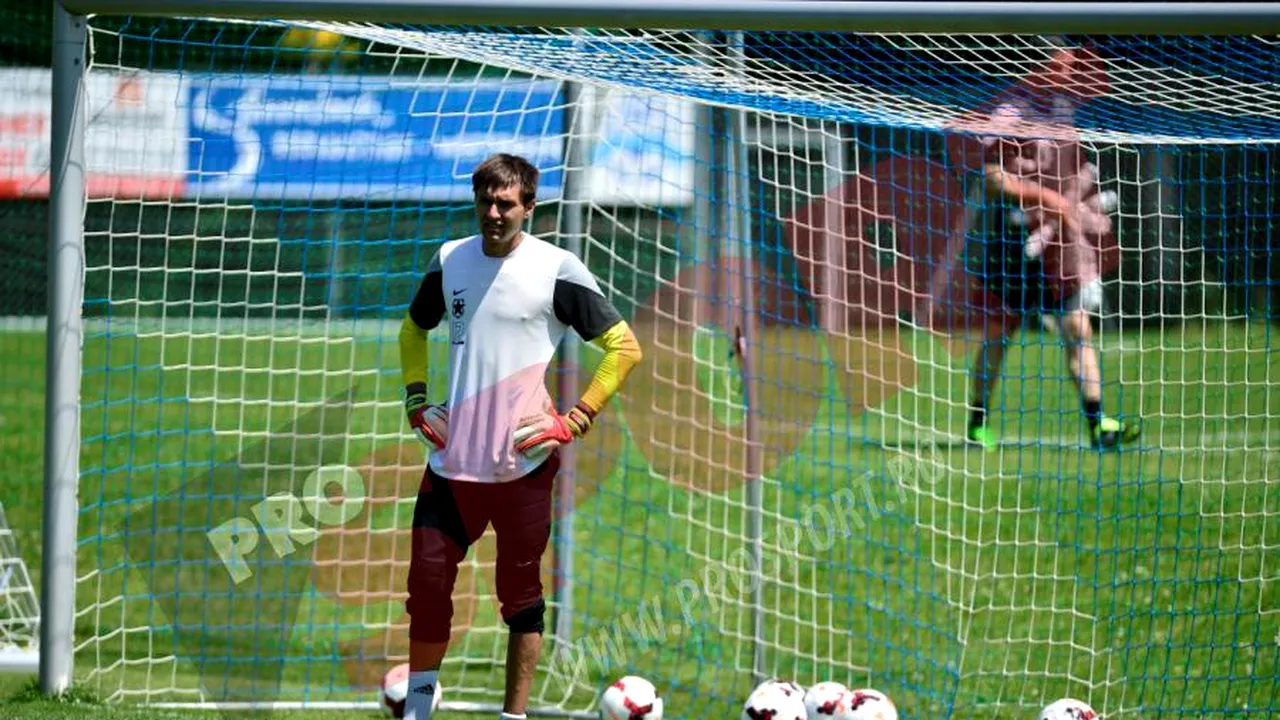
405, 391, 448, 450
512, 402, 594, 457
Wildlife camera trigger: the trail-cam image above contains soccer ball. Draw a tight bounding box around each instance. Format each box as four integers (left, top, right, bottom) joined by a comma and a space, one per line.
1039, 698, 1099, 720
741, 679, 807, 720
803, 681, 848, 718
830, 688, 898, 720
600, 675, 664, 719
379, 663, 442, 718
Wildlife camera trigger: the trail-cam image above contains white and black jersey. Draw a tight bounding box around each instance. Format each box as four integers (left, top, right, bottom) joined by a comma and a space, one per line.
407, 232, 622, 483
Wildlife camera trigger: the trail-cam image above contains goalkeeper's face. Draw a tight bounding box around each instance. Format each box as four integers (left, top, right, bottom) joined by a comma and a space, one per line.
475, 183, 534, 248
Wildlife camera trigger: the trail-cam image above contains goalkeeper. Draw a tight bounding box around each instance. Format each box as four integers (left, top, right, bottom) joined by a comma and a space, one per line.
397, 153, 642, 720
964, 45, 1139, 451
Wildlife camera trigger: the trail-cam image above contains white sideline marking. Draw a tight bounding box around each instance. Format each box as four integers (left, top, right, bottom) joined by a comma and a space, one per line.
0, 315, 403, 338
859, 427, 1280, 454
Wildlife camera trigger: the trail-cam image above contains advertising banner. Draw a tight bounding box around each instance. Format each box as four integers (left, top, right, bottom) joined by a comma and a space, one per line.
586, 86, 695, 206
0, 68, 696, 206
186, 73, 694, 206
186, 75, 566, 202
0, 68, 186, 199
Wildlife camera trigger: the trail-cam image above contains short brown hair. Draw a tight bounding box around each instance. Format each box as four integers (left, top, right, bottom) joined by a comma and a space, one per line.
472, 153, 539, 205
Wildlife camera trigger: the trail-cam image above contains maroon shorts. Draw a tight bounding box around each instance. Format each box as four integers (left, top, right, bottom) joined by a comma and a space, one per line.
405, 452, 559, 643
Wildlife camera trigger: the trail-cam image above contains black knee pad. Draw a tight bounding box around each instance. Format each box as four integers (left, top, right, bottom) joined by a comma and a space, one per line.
504, 598, 546, 634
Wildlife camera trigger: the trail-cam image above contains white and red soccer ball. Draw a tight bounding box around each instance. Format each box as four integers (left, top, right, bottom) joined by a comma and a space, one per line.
801, 682, 898, 720
741, 679, 808, 720
379, 663, 442, 718
826, 688, 898, 720
803, 681, 849, 717
600, 675, 664, 719
1039, 698, 1099, 720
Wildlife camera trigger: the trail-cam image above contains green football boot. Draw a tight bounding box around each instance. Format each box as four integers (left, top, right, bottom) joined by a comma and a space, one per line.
1091, 416, 1141, 449
967, 425, 998, 452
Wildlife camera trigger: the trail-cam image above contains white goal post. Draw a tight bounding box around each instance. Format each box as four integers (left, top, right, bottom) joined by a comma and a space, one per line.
40, 1, 1280, 718
59, 1, 1280, 34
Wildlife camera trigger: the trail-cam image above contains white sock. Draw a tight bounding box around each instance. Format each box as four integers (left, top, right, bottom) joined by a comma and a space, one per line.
404, 670, 439, 720
499, 713, 527, 720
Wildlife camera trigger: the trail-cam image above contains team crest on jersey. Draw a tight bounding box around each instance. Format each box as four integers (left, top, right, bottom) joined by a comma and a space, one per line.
450, 290, 466, 345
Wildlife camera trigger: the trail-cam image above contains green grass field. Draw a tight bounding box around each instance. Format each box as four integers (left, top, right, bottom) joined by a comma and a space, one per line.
1, 320, 1277, 720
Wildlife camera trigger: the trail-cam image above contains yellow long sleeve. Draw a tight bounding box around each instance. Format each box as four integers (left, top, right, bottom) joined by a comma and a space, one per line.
577, 320, 642, 415
398, 312, 430, 391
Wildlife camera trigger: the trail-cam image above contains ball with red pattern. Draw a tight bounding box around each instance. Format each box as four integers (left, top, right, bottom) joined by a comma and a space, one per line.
741, 679, 808, 720
599, 675, 664, 720
803, 681, 849, 718
830, 688, 898, 720
1038, 698, 1099, 720
379, 663, 442, 718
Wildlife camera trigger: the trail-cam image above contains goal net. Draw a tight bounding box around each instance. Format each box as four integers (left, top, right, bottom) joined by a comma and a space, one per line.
0, 502, 39, 671
60, 14, 1278, 719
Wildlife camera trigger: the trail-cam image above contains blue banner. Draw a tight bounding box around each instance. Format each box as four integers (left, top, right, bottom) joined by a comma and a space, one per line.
186, 75, 565, 201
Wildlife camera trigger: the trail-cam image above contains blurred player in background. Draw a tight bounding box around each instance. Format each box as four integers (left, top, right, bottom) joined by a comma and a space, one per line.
397, 153, 642, 719
963, 40, 1141, 450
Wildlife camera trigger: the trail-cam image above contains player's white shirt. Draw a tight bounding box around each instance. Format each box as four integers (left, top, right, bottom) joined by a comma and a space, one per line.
407, 232, 620, 483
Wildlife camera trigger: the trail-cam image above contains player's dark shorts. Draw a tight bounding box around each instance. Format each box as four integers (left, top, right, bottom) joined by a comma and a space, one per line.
970, 207, 1062, 316
405, 452, 559, 643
